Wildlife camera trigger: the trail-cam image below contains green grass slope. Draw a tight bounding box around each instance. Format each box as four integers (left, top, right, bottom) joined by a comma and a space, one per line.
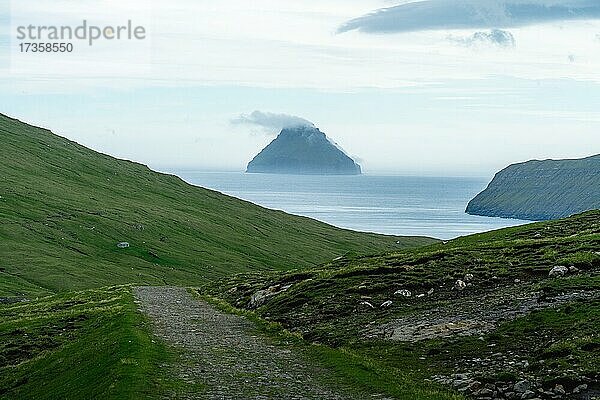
0, 286, 168, 400
204, 211, 600, 397
0, 114, 435, 297
466, 155, 600, 221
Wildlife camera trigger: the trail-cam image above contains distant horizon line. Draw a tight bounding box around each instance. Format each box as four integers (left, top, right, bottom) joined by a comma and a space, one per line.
156, 167, 493, 180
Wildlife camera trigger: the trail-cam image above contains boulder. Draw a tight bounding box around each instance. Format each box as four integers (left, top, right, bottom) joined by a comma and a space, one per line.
248, 284, 292, 308
394, 289, 412, 297
549, 265, 568, 277
552, 385, 565, 395
360, 301, 374, 309
514, 380, 531, 393
521, 390, 536, 399
572, 384, 588, 394
455, 280, 467, 291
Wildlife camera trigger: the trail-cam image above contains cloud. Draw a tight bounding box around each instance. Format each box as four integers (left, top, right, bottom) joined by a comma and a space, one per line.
338, 0, 600, 34
448, 29, 516, 48
231, 111, 314, 133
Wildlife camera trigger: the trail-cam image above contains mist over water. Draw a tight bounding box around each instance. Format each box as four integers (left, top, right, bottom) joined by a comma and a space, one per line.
173, 172, 531, 240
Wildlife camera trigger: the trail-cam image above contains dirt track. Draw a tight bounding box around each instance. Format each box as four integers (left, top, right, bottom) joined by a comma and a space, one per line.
134, 286, 372, 400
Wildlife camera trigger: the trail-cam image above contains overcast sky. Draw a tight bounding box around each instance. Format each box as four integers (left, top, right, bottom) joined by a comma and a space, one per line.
1, 0, 599, 176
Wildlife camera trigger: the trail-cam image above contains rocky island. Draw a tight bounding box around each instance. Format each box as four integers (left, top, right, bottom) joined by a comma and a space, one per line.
246, 125, 362, 175
466, 154, 600, 220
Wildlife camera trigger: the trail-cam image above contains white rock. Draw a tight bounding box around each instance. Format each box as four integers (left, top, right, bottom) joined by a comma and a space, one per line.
464, 273, 474, 282
360, 301, 374, 309
455, 280, 467, 291
549, 265, 568, 277
394, 289, 412, 297
380, 300, 392, 308
248, 284, 292, 308
573, 384, 588, 393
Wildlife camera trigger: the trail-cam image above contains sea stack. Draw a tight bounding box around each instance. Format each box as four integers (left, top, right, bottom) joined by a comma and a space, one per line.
246, 125, 362, 175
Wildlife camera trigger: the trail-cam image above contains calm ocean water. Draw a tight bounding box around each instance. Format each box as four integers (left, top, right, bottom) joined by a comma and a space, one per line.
172, 172, 531, 240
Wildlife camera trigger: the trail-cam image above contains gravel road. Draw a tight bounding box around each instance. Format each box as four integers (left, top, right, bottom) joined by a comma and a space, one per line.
134, 286, 374, 400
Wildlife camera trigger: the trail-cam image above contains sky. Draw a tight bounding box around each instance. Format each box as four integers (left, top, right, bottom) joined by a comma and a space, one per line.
0, 0, 599, 176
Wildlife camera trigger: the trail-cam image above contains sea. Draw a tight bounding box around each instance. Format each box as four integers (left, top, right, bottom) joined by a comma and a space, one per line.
171, 172, 531, 240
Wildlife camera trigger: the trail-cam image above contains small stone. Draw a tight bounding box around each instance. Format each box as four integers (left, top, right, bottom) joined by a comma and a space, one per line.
549, 265, 568, 277
514, 380, 531, 393
360, 301, 374, 308
514, 278, 521, 284
117, 242, 130, 248
455, 280, 467, 291
569, 266, 580, 273
394, 289, 412, 297
464, 273, 474, 282
452, 380, 470, 389
427, 288, 435, 295
521, 390, 536, 399
380, 300, 392, 308
476, 388, 494, 397
573, 384, 588, 393
553, 385, 565, 395
468, 381, 482, 392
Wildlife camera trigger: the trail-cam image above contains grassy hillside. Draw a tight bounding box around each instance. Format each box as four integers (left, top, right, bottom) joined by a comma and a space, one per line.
466, 155, 600, 221
0, 114, 435, 297
0, 286, 168, 400
203, 211, 600, 398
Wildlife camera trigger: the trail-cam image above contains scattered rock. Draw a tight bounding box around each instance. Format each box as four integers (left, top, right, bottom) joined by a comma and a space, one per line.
572, 384, 587, 393
465, 273, 475, 282
248, 284, 292, 308
394, 289, 412, 297
521, 390, 536, 399
552, 385, 565, 395
0, 297, 28, 304
455, 280, 467, 291
514, 380, 531, 393
360, 301, 374, 309
549, 266, 568, 277
117, 242, 130, 249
